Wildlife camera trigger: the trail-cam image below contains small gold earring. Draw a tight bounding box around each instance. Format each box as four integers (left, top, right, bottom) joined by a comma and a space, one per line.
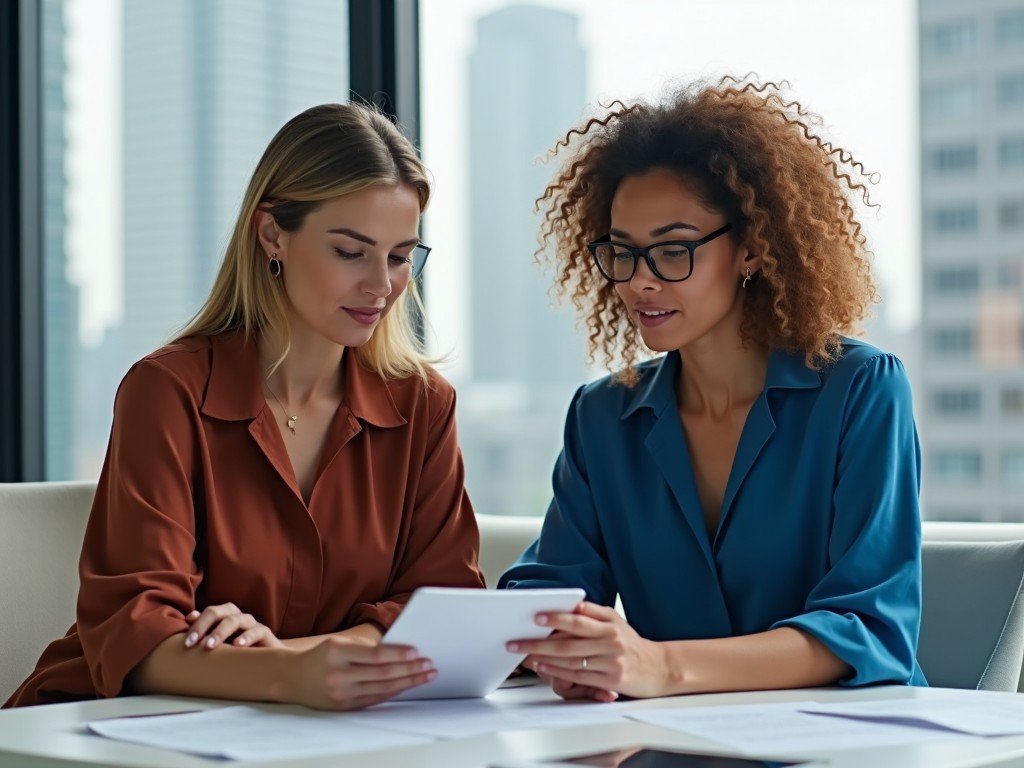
742, 268, 752, 289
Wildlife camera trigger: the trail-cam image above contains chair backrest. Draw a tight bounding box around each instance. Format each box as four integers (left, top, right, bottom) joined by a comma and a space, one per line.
7, 485, 1023, 696
475, 513, 541, 588
0, 481, 96, 702
918, 538, 1024, 691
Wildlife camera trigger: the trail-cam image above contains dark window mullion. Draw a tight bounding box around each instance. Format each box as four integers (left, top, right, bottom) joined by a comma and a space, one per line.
1, 0, 45, 482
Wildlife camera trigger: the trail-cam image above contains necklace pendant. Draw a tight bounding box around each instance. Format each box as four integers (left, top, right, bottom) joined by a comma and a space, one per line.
286, 415, 298, 434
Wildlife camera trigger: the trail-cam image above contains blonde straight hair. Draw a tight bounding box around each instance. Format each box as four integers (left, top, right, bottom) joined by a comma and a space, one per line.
174, 102, 433, 381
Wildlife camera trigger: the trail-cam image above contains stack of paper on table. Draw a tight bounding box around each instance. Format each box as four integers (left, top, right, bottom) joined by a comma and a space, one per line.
626, 701, 970, 755
798, 689, 1024, 737
87, 699, 626, 762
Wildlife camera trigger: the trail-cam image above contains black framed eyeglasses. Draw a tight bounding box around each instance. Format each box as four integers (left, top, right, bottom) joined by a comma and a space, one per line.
410, 244, 431, 279
587, 223, 733, 283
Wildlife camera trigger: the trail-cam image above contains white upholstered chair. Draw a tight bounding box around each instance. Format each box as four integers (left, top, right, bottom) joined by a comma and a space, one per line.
3, 482, 1023, 700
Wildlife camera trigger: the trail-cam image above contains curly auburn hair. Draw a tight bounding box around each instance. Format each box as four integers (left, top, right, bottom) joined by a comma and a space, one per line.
537, 76, 879, 383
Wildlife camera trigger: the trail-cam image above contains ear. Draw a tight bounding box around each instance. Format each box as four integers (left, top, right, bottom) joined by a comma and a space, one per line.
253, 205, 288, 262
739, 243, 762, 279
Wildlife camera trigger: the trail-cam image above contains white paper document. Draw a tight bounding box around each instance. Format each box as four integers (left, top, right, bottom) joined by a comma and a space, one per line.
347, 697, 627, 739
800, 690, 1024, 737
382, 587, 585, 700
626, 701, 968, 755
87, 706, 432, 762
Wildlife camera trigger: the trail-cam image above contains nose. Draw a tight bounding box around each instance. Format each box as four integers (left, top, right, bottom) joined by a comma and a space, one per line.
362, 255, 393, 299
628, 254, 660, 292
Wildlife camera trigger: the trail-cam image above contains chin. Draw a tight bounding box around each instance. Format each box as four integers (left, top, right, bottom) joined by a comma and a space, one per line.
637, 328, 687, 353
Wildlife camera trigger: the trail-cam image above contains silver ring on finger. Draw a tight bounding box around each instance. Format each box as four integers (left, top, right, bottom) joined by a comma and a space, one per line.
580, 656, 589, 670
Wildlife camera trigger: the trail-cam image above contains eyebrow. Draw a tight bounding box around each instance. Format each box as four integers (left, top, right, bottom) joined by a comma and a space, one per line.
609, 221, 700, 239
327, 227, 420, 248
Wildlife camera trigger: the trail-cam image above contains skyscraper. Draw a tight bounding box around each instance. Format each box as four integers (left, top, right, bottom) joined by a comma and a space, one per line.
42, 0, 79, 479
467, 4, 588, 388
459, 5, 590, 516
120, 0, 349, 365
919, 0, 1024, 520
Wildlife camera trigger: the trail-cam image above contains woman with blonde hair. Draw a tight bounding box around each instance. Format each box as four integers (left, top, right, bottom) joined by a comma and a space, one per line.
6, 103, 484, 710
502, 78, 926, 700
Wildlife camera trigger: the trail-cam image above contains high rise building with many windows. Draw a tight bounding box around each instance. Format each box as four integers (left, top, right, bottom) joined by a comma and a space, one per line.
919, 0, 1024, 520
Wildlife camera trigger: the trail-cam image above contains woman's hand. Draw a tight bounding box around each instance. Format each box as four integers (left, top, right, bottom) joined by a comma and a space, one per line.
283, 637, 436, 711
184, 603, 284, 650
507, 602, 669, 700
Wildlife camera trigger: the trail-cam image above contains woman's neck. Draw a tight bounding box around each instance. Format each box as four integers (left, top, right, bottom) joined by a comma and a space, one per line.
676, 326, 769, 419
258, 324, 345, 405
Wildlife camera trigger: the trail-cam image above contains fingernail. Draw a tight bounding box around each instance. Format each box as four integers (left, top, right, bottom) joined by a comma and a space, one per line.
507, 642, 519, 652
420, 661, 433, 671
187, 610, 199, 618
536, 615, 548, 626
185, 633, 198, 647
205, 637, 217, 649
537, 663, 548, 673
236, 638, 247, 646
405, 649, 418, 660
427, 671, 437, 680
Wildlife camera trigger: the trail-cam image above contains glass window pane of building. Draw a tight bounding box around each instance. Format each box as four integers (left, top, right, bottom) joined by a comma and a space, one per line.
998, 73, 1024, 109
923, 81, 979, 120
997, 10, 1024, 46
921, 18, 976, 58
1000, 136, 1024, 168
41, 0, 349, 479
927, 143, 978, 173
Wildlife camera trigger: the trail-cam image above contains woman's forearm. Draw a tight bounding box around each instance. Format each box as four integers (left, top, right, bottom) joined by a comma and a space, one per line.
129, 634, 297, 702
280, 623, 383, 652
661, 627, 851, 696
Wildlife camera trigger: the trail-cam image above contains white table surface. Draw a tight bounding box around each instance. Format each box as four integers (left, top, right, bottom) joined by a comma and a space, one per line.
4, 682, 1024, 768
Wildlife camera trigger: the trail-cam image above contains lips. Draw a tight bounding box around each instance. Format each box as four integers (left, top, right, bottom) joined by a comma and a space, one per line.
635, 306, 678, 328
344, 307, 383, 326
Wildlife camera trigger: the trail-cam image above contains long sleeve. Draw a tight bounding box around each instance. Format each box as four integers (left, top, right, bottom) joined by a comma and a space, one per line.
771, 354, 925, 686
76, 359, 202, 698
347, 384, 485, 631
498, 386, 617, 607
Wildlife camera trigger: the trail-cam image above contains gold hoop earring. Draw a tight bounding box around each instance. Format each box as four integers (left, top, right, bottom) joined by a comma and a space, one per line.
742, 268, 752, 289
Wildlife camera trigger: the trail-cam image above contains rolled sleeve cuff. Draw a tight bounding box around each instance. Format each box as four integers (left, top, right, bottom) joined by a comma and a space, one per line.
88, 609, 190, 698
771, 610, 921, 687
347, 600, 408, 634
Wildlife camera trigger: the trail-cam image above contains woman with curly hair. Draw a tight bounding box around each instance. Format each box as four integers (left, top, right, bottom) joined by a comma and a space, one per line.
501, 78, 926, 701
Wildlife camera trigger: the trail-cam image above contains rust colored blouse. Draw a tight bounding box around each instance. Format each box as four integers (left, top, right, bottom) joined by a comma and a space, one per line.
5, 331, 484, 707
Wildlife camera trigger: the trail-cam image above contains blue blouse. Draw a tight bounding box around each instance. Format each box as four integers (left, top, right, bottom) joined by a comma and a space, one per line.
499, 339, 926, 687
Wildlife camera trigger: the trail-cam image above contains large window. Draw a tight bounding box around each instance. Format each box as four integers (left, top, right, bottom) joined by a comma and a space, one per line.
40, 0, 349, 479
17, 0, 1024, 526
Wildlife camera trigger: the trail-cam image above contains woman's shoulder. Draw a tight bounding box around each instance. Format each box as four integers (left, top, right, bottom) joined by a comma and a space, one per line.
823, 337, 909, 382
818, 336, 913, 405
572, 356, 668, 418
118, 336, 216, 404
382, 362, 458, 423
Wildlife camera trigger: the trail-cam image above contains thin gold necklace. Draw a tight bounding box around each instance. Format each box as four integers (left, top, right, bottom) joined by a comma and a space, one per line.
266, 385, 298, 435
